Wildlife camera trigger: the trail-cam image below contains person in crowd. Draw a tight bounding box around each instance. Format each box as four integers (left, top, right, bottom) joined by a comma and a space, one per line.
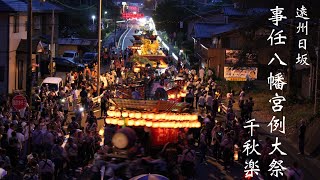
38, 152, 55, 180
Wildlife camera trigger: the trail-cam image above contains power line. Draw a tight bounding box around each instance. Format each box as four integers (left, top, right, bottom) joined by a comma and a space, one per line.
52, 0, 97, 11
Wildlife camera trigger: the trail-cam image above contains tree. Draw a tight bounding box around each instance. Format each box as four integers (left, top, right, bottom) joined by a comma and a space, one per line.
153, 0, 187, 34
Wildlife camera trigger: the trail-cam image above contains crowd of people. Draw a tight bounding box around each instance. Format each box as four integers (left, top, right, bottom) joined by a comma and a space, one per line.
0, 42, 305, 180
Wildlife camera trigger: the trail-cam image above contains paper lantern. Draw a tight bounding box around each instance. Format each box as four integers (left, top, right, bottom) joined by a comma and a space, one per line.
105, 117, 111, 124
146, 121, 153, 127
196, 121, 201, 128
160, 113, 166, 119
107, 110, 115, 117
134, 120, 141, 126
122, 111, 129, 118
118, 120, 124, 126
154, 113, 161, 120
152, 121, 159, 128
115, 111, 121, 117
173, 122, 179, 128
135, 112, 142, 119
129, 111, 136, 118
192, 114, 198, 121
142, 112, 148, 119
140, 119, 146, 126
111, 118, 118, 125
127, 119, 134, 126
98, 128, 104, 136
147, 113, 154, 119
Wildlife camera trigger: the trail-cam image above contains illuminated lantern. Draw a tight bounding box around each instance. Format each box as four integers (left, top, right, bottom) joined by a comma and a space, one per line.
152, 121, 159, 128
147, 113, 154, 120
127, 119, 134, 126
118, 120, 124, 126
174, 122, 178, 128
111, 118, 118, 125
122, 111, 129, 118
140, 119, 146, 126
146, 121, 153, 127
169, 122, 175, 128
98, 128, 104, 136
155, 113, 161, 120
134, 120, 141, 126
177, 94, 181, 98
142, 112, 148, 119
135, 112, 142, 119
107, 110, 115, 117
160, 113, 166, 119
105, 117, 111, 124
196, 122, 201, 128
115, 111, 121, 117
218, 106, 221, 113
192, 114, 198, 121
129, 111, 136, 118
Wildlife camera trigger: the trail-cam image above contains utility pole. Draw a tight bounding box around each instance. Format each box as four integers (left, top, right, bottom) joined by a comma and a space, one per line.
50, 9, 55, 76
97, 0, 102, 96
26, 0, 33, 154
27, 0, 33, 104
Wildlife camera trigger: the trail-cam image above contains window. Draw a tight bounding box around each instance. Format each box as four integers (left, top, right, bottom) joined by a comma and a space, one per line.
0, 66, 4, 81
13, 15, 19, 33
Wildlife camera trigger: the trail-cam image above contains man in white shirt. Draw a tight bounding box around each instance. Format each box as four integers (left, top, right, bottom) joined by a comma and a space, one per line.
199, 68, 205, 82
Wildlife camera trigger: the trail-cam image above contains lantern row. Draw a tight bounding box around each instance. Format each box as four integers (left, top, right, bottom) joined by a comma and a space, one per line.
107, 110, 198, 121
105, 117, 201, 128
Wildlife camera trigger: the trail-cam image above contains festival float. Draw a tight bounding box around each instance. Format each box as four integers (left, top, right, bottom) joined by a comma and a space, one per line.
104, 99, 200, 148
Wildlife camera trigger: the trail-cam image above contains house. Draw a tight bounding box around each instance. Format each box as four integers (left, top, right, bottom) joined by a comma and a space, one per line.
190, 5, 271, 80
57, 38, 98, 56
0, 0, 63, 94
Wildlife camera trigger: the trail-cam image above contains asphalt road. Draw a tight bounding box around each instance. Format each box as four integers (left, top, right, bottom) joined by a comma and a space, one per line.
58, 20, 245, 179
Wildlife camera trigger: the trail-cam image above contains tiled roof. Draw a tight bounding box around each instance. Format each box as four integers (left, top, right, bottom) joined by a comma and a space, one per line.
16, 39, 40, 53
192, 23, 220, 38
192, 22, 242, 38
57, 38, 98, 46
0, 0, 14, 12
0, 0, 63, 12
223, 6, 269, 16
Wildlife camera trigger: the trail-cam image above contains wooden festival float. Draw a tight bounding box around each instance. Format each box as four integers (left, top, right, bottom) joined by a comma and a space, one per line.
105, 99, 200, 149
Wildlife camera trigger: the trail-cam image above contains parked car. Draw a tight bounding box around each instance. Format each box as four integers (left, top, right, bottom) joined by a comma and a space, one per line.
62, 50, 80, 63
82, 52, 98, 67
54, 57, 85, 72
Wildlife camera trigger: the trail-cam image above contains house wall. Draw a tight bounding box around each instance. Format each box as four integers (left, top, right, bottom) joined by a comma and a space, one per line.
9, 14, 28, 93
0, 14, 9, 94
207, 48, 225, 78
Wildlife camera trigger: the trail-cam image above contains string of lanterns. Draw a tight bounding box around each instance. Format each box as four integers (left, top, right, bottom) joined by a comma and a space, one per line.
105, 110, 201, 128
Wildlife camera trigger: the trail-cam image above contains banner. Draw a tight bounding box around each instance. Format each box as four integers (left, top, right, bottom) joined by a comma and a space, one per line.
224, 67, 258, 81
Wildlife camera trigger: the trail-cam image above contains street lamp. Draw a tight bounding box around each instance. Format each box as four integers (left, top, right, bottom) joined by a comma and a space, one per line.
104, 11, 107, 19
92, 15, 96, 25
